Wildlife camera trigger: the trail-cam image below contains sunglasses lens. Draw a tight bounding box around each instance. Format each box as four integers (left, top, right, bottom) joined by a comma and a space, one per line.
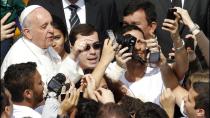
93, 43, 101, 49
84, 43, 101, 51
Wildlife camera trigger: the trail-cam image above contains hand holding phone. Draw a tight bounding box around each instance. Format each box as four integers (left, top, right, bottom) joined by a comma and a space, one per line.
184, 37, 194, 50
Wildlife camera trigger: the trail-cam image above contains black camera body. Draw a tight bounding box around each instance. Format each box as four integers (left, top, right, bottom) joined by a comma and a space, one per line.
47, 73, 66, 95
115, 34, 137, 53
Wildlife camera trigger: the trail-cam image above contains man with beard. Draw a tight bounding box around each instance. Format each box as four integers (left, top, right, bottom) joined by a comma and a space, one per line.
3, 62, 44, 118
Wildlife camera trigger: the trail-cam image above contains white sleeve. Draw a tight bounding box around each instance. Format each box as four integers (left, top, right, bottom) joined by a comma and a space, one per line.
59, 56, 84, 84
105, 62, 125, 82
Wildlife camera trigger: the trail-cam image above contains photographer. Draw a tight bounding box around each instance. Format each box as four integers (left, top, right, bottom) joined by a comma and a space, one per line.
111, 23, 188, 105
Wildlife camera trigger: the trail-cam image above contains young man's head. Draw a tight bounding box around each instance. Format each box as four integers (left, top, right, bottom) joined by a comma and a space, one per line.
4, 62, 44, 108
183, 71, 209, 118
0, 80, 13, 118
123, 0, 157, 39
69, 24, 102, 70
136, 102, 169, 118
20, 5, 54, 49
194, 93, 209, 118
96, 103, 129, 118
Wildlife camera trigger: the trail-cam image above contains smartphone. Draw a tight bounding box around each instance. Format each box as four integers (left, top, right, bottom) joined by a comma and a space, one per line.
106, 29, 117, 44
166, 8, 177, 20
184, 37, 194, 50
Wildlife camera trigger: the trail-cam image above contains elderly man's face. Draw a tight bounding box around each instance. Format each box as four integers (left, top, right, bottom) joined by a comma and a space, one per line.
29, 8, 54, 49
77, 32, 101, 70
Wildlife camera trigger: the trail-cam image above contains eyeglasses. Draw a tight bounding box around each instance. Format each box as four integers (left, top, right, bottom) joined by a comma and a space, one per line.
85, 42, 102, 51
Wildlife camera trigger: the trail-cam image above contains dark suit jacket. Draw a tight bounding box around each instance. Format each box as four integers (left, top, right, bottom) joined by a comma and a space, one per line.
28, 0, 120, 40
149, 0, 209, 58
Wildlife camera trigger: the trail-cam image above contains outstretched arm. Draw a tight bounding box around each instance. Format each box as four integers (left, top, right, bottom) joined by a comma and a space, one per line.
162, 11, 189, 79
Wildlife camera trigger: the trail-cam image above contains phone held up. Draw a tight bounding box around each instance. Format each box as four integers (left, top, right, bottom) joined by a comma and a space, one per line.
166, 8, 177, 20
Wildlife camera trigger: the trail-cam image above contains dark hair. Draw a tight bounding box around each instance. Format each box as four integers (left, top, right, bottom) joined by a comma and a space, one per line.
121, 24, 145, 38
69, 24, 97, 45
123, 0, 157, 24
119, 95, 144, 117
52, 15, 70, 53
4, 62, 37, 102
193, 82, 209, 95
195, 93, 209, 118
96, 103, 129, 118
136, 102, 169, 118
0, 79, 10, 115
75, 97, 101, 118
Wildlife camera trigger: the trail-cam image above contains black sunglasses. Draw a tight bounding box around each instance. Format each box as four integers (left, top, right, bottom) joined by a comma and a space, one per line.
85, 42, 102, 51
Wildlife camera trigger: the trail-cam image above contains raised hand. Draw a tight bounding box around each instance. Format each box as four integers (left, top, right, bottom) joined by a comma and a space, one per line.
160, 88, 176, 118
1, 12, 16, 41
115, 46, 132, 69
94, 87, 115, 104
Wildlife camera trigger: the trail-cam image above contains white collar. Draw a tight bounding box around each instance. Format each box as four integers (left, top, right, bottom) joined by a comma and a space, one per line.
22, 37, 61, 62
62, 0, 85, 9
22, 37, 48, 55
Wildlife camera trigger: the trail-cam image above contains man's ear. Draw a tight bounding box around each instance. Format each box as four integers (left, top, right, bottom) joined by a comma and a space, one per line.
149, 21, 157, 36
23, 89, 33, 99
22, 28, 32, 40
4, 106, 11, 115
195, 108, 205, 117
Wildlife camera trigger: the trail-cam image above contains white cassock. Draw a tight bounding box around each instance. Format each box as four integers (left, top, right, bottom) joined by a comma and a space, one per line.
1, 37, 61, 88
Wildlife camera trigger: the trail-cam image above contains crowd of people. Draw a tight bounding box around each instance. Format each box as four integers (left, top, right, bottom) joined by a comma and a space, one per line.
0, 0, 209, 118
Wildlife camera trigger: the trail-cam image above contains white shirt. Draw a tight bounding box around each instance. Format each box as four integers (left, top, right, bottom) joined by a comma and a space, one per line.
1, 37, 61, 87
170, 0, 185, 8
62, 0, 86, 34
12, 104, 41, 118
120, 67, 165, 105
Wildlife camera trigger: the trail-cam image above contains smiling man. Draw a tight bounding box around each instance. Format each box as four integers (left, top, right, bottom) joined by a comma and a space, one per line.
1, 5, 61, 87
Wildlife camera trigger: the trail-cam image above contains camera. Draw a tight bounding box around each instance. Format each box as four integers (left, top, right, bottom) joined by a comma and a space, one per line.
166, 8, 177, 20
47, 73, 69, 96
106, 30, 136, 53
115, 34, 137, 53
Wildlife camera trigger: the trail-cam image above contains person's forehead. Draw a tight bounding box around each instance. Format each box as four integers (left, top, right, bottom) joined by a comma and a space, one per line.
125, 30, 144, 38
31, 8, 51, 20
124, 9, 146, 21
76, 32, 99, 43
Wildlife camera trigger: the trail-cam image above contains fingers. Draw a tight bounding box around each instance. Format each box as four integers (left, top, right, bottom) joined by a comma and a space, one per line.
121, 52, 132, 60
1, 12, 11, 25
116, 47, 129, 56
3, 22, 16, 30
162, 19, 177, 30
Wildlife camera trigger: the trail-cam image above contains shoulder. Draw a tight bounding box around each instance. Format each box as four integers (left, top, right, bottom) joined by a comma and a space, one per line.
13, 105, 41, 118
